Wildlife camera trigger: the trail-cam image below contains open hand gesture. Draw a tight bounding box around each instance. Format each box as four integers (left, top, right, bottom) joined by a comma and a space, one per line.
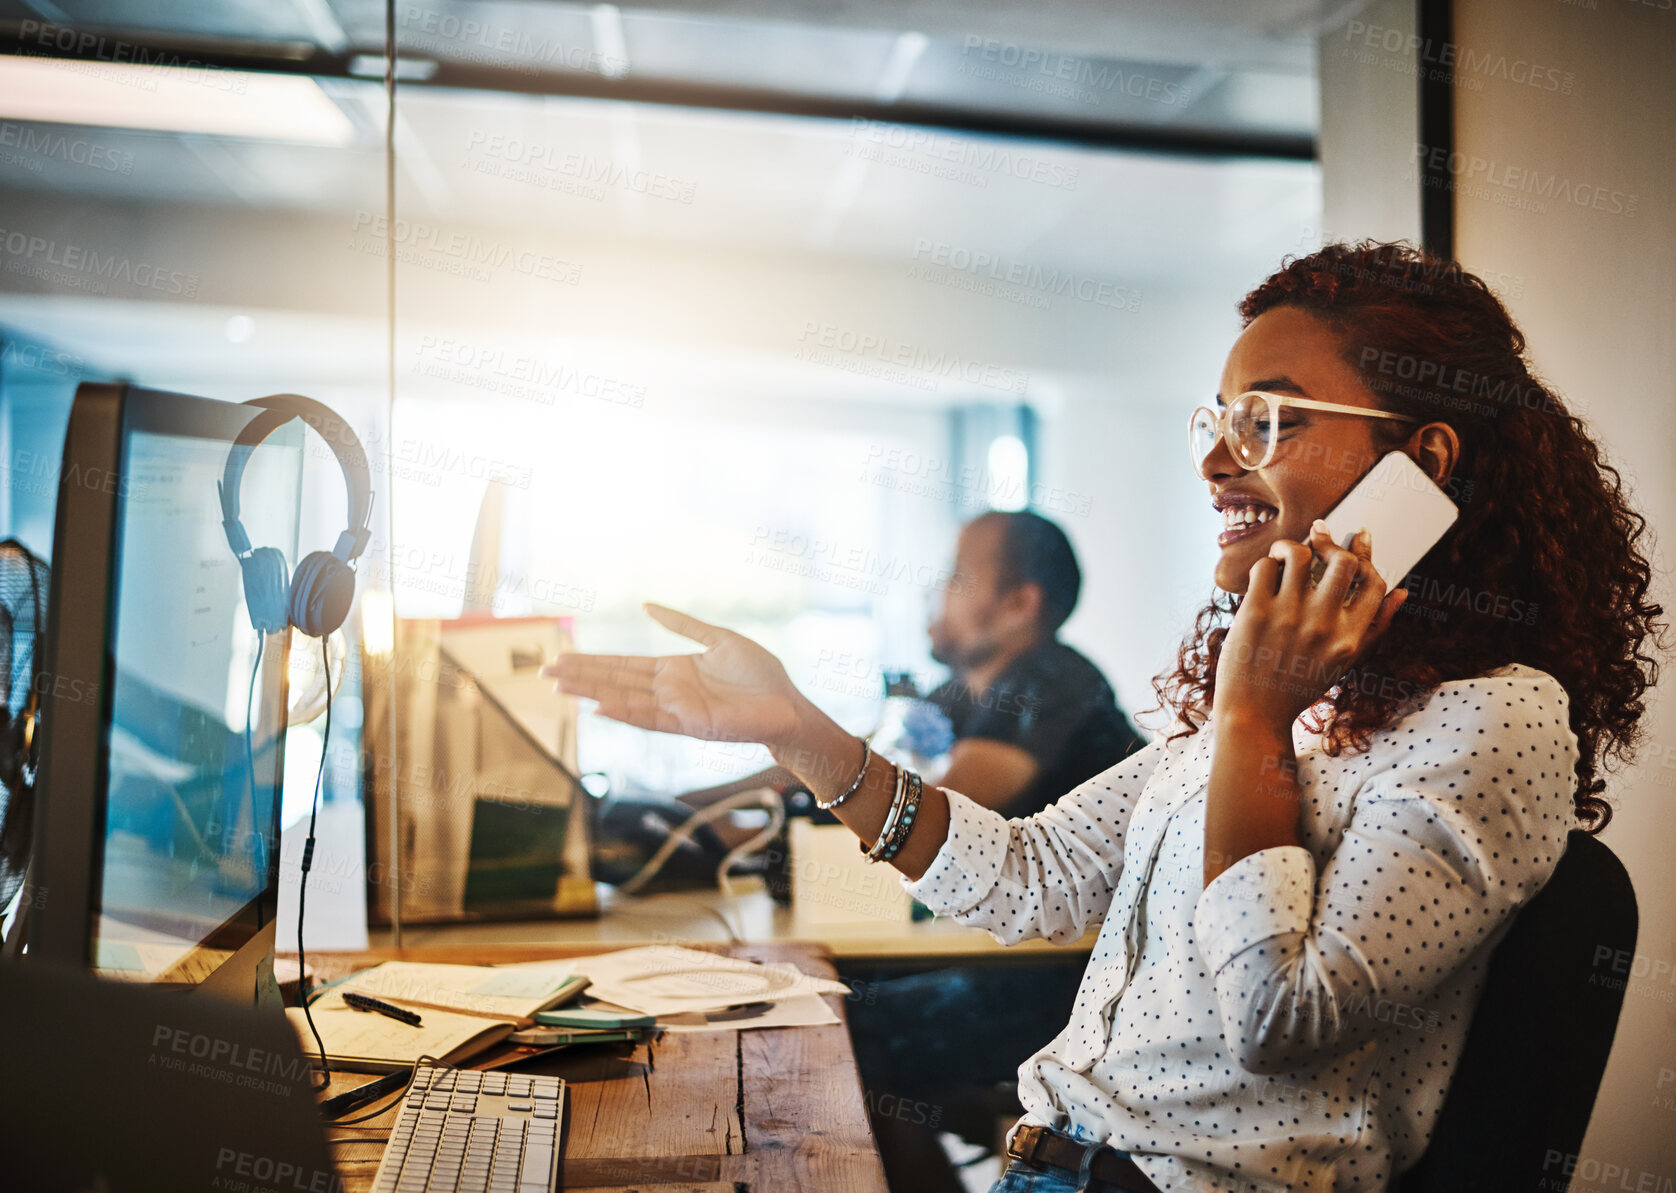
541, 603, 808, 750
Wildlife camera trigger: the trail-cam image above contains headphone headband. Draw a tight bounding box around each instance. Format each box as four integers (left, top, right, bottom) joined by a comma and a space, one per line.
218, 394, 374, 564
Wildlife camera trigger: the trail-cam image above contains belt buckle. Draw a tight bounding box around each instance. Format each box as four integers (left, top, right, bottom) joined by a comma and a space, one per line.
1005, 1125, 1044, 1168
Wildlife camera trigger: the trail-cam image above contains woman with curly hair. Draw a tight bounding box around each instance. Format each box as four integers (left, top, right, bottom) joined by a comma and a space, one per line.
546, 241, 1663, 1192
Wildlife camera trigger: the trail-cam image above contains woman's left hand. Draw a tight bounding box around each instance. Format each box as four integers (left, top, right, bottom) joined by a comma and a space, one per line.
1213, 520, 1409, 731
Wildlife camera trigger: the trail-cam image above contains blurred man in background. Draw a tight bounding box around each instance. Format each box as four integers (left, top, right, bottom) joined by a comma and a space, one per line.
919, 508, 1144, 815
680, 508, 1144, 826
844, 510, 1147, 1193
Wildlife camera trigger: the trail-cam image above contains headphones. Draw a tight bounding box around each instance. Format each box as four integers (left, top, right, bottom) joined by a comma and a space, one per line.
218, 395, 374, 639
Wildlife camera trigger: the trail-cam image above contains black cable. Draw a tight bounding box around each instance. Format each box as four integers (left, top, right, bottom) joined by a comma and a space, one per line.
298, 634, 335, 1090
244, 630, 265, 914
323, 1054, 444, 1128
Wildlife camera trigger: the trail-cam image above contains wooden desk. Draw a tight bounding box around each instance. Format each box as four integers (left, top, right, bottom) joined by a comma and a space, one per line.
296, 941, 888, 1193
368, 877, 1100, 962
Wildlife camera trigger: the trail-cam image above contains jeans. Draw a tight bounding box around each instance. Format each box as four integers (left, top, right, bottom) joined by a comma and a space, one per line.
988, 1161, 1090, 1193
987, 1124, 1140, 1193
842, 962, 1085, 1191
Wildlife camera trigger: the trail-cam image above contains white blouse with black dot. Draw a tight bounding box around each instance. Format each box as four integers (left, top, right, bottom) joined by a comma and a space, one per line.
902, 663, 1579, 1193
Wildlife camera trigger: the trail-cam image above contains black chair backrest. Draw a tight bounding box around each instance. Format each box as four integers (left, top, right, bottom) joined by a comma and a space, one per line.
1397, 829, 1637, 1193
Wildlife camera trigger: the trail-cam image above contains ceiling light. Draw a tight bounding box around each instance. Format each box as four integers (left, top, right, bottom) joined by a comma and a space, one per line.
0, 55, 356, 145
590, 5, 630, 80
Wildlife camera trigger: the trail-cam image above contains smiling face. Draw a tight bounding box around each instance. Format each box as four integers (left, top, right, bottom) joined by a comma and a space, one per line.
1205, 306, 1403, 594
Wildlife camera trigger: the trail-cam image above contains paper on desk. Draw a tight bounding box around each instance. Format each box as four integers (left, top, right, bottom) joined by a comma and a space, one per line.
657, 993, 840, 1032
511, 945, 849, 1016
322, 960, 578, 1018
285, 1002, 514, 1073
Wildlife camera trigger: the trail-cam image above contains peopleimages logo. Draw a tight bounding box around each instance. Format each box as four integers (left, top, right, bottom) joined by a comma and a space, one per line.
0, 340, 81, 377
958, 36, 1192, 107
0, 226, 199, 296
1412, 144, 1639, 218
795, 321, 1029, 396
414, 335, 647, 408
347, 211, 583, 285
400, 4, 628, 76
214, 1148, 345, 1193
0, 122, 134, 173
14, 20, 250, 93
846, 119, 1080, 192
909, 238, 1141, 314
464, 132, 697, 205
1343, 20, 1576, 94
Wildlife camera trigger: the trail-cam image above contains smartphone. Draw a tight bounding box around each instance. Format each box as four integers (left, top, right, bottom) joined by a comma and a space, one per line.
508, 1026, 651, 1047
535, 1006, 656, 1030
1315, 450, 1458, 591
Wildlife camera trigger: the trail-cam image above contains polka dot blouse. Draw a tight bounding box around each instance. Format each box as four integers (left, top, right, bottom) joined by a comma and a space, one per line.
902, 664, 1578, 1192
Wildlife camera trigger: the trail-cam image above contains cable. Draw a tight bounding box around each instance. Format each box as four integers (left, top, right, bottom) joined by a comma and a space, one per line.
244, 629, 266, 905
325, 1054, 443, 1127
651, 896, 744, 943
713, 791, 785, 898
298, 634, 335, 1091
615, 787, 783, 897
686, 898, 742, 944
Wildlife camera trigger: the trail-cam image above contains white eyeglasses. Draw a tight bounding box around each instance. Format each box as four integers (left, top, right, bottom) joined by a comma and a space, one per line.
1189, 391, 1415, 471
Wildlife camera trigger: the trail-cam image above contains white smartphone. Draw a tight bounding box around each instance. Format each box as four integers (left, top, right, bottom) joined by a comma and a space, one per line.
1316, 450, 1459, 591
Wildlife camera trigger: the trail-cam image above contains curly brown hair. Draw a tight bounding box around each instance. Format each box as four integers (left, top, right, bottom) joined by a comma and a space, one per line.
1150, 240, 1665, 831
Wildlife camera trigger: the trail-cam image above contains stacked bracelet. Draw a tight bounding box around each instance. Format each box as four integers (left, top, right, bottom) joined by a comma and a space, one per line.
862, 764, 923, 864
860, 763, 907, 862
878, 769, 923, 864
815, 738, 871, 811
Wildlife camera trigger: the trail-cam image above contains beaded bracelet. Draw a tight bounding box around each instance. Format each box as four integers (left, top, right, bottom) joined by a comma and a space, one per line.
876, 769, 923, 864
861, 762, 908, 862
815, 738, 871, 811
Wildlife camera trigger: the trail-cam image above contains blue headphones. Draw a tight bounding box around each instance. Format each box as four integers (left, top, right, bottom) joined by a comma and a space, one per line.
218, 394, 374, 638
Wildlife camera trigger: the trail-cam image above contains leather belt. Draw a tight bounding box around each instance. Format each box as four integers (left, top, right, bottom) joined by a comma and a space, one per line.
1006, 1124, 1161, 1192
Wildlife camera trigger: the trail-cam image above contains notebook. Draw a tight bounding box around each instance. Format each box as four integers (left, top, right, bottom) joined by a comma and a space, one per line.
288, 959, 588, 1072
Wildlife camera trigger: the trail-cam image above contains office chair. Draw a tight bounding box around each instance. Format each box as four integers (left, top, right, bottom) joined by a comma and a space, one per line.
1396, 829, 1637, 1193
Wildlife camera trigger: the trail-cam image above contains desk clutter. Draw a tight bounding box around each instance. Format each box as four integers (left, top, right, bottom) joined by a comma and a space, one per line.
295, 946, 850, 1072
294, 959, 592, 1072
0, 940, 887, 1192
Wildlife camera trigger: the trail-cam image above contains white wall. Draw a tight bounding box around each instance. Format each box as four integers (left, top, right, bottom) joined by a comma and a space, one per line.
1039, 289, 1247, 729
1316, 0, 1424, 246
1317, 0, 1676, 1183
1451, 3, 1676, 1185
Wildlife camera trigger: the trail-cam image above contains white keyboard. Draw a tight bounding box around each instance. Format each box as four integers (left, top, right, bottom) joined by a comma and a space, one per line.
369, 1063, 564, 1193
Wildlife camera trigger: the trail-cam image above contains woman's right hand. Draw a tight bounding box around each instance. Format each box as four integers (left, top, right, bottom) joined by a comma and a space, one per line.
541, 603, 811, 751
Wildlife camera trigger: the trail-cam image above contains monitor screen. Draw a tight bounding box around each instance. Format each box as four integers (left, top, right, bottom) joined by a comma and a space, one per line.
88, 401, 303, 983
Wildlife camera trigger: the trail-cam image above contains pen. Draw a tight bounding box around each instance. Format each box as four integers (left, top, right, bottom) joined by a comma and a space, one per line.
375, 994, 532, 1028
343, 991, 423, 1027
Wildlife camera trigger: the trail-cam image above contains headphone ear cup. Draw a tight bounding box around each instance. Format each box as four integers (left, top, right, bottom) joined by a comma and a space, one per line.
240, 547, 292, 635
289, 551, 355, 638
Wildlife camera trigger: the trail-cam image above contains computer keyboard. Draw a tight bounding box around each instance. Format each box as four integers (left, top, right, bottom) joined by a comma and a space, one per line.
369, 1063, 564, 1193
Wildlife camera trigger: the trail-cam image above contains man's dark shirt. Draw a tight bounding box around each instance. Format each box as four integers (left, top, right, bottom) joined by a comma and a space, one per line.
927, 639, 1145, 819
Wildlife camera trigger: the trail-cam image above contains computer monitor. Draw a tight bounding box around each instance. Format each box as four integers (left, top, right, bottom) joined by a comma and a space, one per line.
27, 382, 305, 1006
